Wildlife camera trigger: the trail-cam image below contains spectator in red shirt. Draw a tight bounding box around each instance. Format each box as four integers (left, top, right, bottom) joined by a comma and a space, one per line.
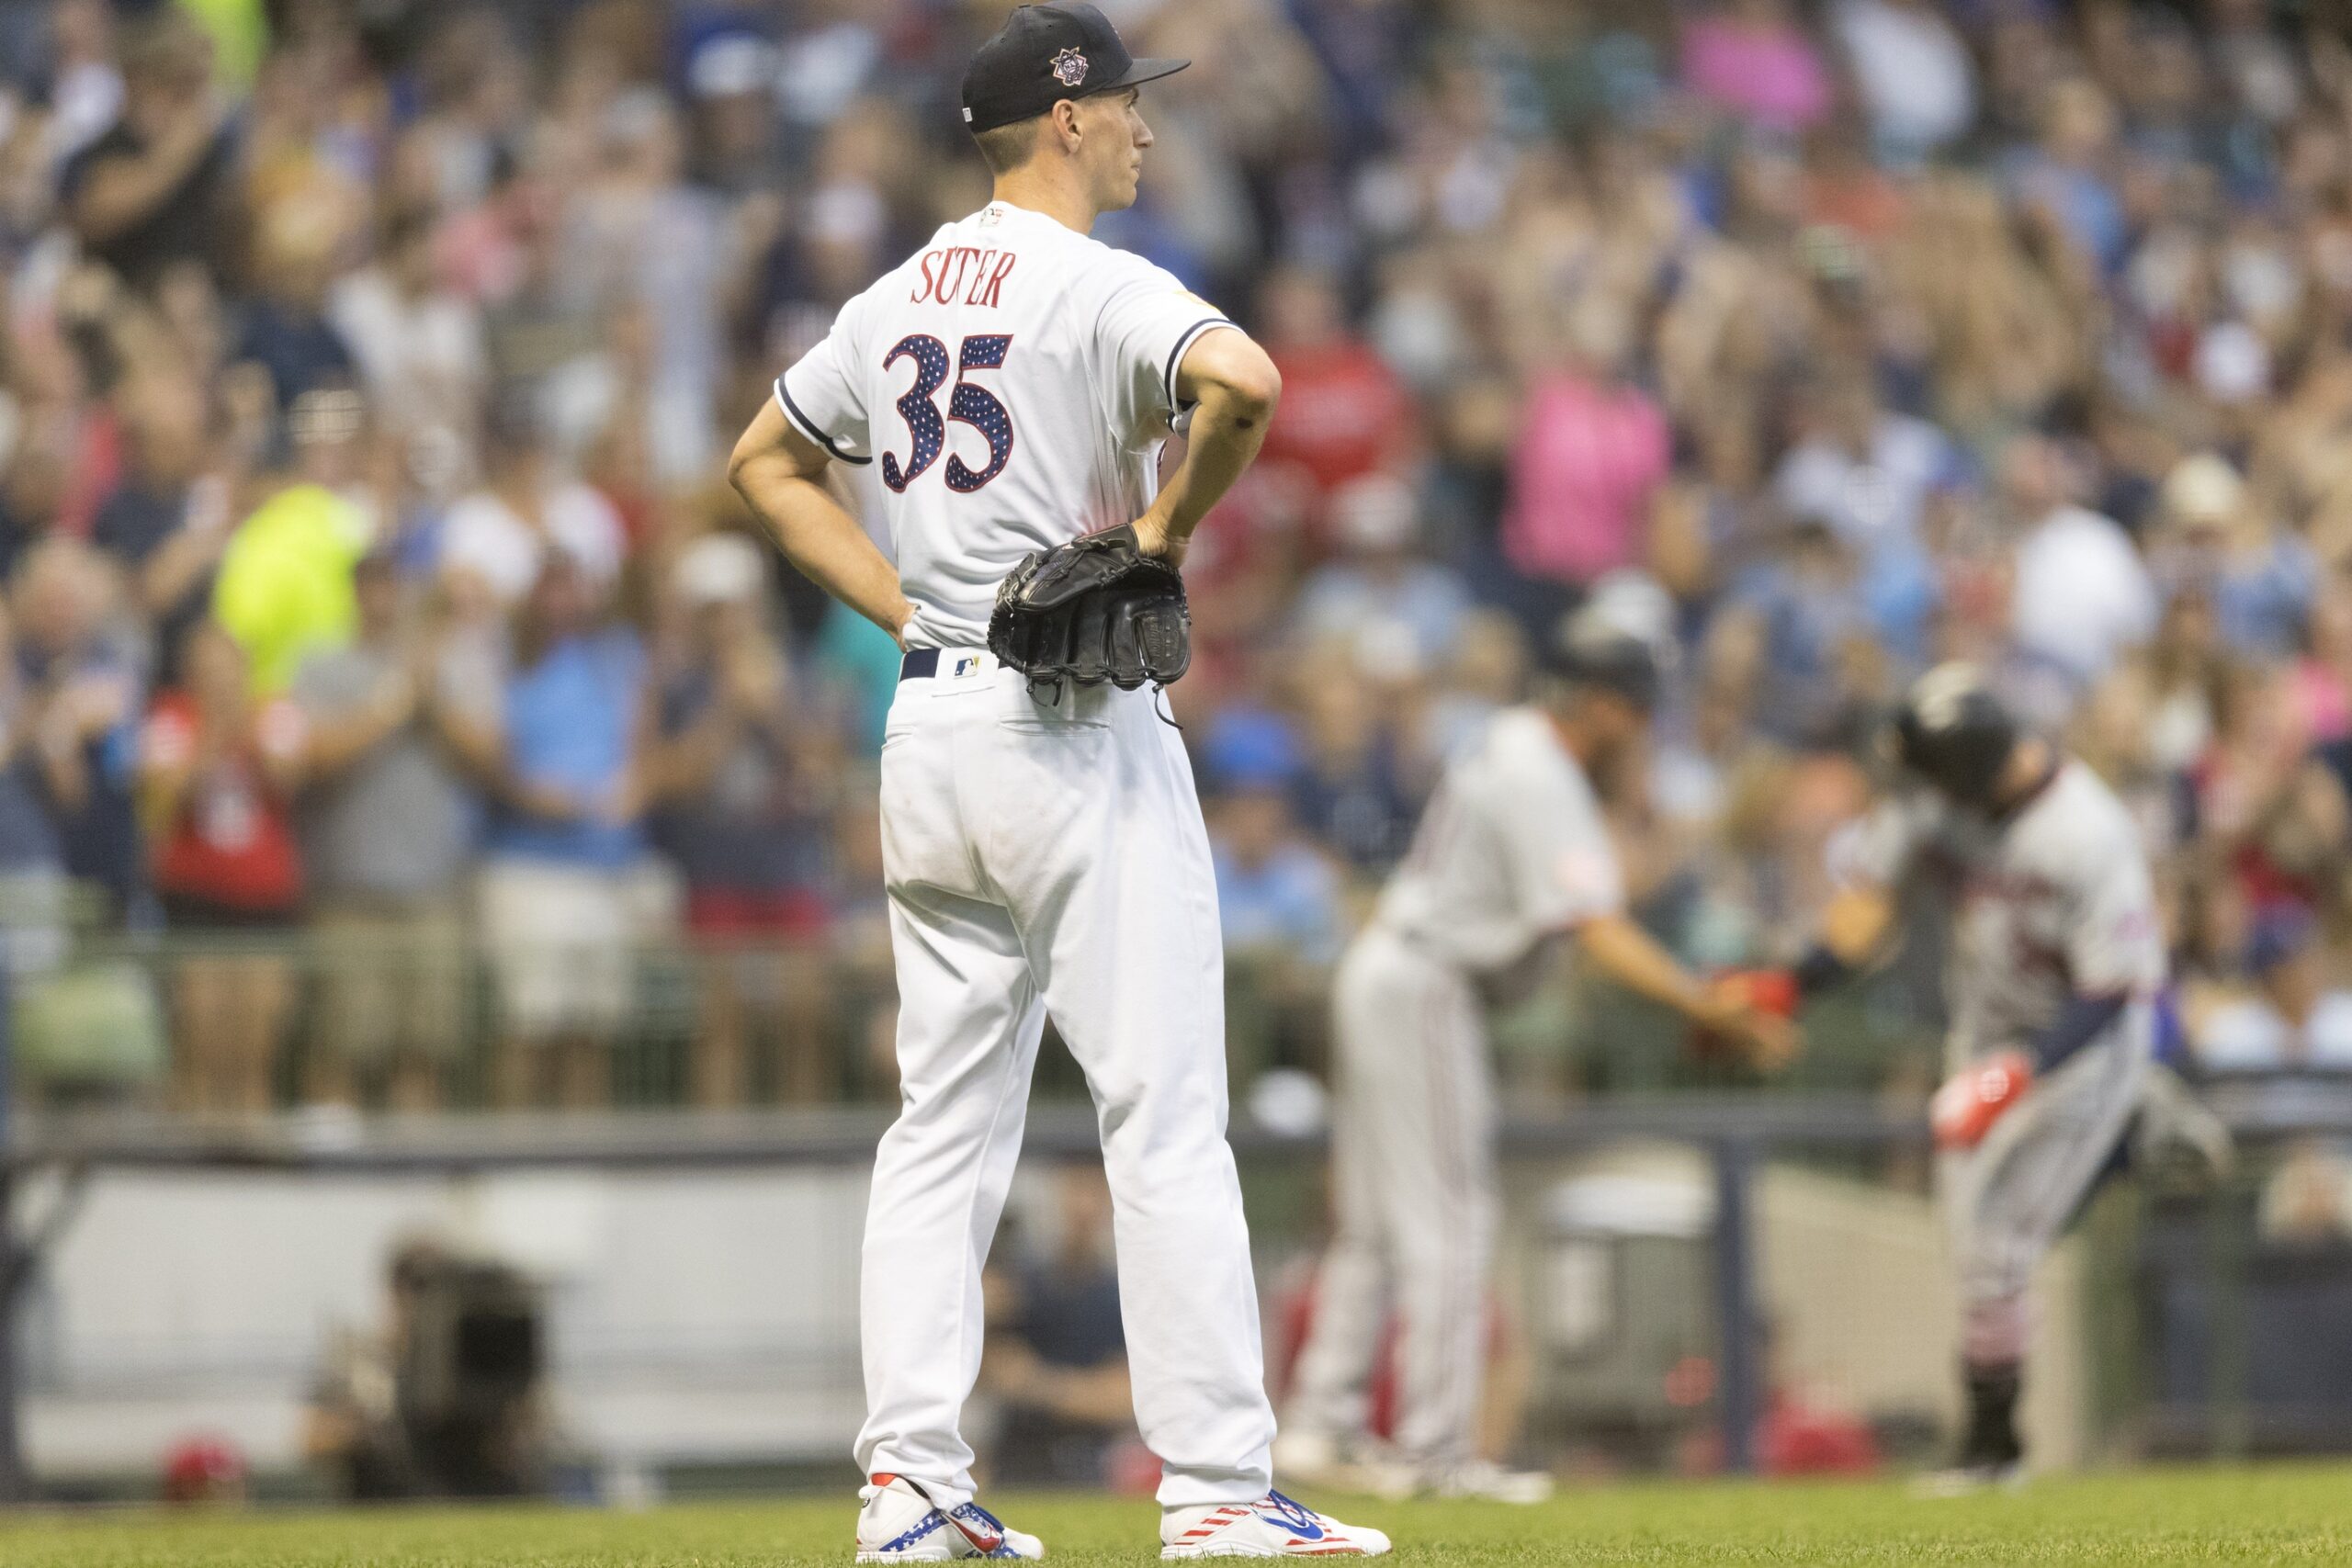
1255, 265, 1416, 537
140, 619, 306, 1111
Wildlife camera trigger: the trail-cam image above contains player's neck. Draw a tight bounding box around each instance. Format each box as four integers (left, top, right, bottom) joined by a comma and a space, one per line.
1544, 707, 1597, 770
1989, 742, 2063, 818
990, 169, 1099, 235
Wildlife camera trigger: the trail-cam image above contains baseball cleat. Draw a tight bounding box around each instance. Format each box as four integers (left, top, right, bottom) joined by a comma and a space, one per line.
1268, 1428, 1377, 1495
855, 1474, 1044, 1561
1913, 1461, 2026, 1499
1160, 1490, 1390, 1557
1420, 1460, 1555, 1505
1347, 1455, 1551, 1506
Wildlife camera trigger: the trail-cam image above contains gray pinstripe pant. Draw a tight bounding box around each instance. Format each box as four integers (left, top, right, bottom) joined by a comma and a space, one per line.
1939, 1003, 2153, 1359
1287, 923, 1496, 1468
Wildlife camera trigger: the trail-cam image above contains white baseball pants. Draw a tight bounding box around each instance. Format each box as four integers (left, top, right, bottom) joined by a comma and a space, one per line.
855, 650, 1275, 1511
1286, 922, 1495, 1469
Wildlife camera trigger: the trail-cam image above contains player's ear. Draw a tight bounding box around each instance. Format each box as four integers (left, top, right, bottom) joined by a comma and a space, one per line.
1047, 97, 1084, 155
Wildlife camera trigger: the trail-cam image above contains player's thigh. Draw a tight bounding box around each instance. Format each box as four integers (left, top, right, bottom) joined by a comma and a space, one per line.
884, 877, 1044, 1109
1334, 931, 1494, 1214
979, 694, 1225, 1089
876, 684, 987, 901
1962, 1034, 2149, 1290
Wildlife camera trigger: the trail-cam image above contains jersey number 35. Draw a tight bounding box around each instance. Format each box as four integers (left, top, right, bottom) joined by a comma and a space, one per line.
880, 333, 1014, 495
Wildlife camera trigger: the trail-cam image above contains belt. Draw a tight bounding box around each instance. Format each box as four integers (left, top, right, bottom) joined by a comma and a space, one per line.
899, 649, 998, 681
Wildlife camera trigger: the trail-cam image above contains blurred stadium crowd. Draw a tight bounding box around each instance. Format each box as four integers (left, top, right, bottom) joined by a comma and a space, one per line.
1, 0, 2351, 1120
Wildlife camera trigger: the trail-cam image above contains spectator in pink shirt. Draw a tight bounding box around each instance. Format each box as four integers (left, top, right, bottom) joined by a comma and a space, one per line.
1680, 0, 1836, 133
1502, 298, 1671, 592
2289, 578, 2352, 746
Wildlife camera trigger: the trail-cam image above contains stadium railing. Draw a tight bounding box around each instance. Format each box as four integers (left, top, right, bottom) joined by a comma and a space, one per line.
8, 1070, 2352, 1503
5, 922, 2349, 1500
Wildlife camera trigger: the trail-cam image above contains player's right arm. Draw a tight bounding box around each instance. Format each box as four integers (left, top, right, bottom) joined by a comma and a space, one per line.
1576, 911, 1797, 1068
1487, 729, 1793, 1066
1132, 328, 1282, 568
728, 400, 913, 646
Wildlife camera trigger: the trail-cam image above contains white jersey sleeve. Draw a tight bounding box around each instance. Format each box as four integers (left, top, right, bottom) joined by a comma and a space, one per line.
1924, 761, 2167, 1050
2063, 811, 2165, 998
1092, 254, 1234, 440
775, 288, 877, 468
1498, 741, 1623, 931
1374, 707, 1620, 976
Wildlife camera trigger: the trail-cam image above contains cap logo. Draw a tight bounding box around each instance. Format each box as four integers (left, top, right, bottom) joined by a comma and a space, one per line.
1911, 662, 1981, 732
1051, 47, 1089, 88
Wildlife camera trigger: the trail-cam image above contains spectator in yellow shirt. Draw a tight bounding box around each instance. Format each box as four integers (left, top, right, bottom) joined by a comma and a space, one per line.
211, 389, 371, 694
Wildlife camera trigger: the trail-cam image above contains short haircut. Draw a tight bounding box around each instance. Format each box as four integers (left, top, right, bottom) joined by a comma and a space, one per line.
973, 118, 1040, 176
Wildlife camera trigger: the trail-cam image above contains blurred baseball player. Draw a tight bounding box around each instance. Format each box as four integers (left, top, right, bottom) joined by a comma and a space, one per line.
729, 4, 1385, 1559
1280, 610, 1795, 1502
1785, 663, 2163, 1488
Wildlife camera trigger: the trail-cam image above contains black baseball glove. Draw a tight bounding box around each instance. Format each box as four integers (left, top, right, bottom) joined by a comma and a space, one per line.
987, 523, 1191, 694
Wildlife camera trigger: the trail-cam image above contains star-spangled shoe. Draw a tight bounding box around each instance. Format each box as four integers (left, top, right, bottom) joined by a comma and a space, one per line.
854, 1474, 1044, 1561
1159, 1489, 1391, 1557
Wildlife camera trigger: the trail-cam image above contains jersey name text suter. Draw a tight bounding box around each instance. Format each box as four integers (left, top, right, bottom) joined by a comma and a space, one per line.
912, 248, 1019, 308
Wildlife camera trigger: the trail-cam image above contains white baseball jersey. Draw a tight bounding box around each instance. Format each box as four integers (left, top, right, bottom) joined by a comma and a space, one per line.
775, 198, 1232, 649
1846, 759, 2165, 1052
1375, 705, 1623, 983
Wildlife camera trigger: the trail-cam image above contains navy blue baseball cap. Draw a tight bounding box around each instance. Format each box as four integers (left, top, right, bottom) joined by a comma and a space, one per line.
961, 4, 1188, 135
1543, 607, 1661, 713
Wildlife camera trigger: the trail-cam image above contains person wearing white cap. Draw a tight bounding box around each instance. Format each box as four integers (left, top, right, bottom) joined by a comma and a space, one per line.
2154, 453, 2316, 660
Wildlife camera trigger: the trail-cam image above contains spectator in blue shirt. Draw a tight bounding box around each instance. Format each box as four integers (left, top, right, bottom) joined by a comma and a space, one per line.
476, 553, 677, 1107
13, 538, 145, 925
1204, 715, 1344, 967
229, 200, 359, 412
2153, 455, 2317, 661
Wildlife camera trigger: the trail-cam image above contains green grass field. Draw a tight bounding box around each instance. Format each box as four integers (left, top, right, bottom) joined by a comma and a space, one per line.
5, 1465, 2351, 1566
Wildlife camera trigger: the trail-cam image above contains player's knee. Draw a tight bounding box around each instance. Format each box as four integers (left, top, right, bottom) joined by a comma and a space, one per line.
1961, 1291, 2030, 1366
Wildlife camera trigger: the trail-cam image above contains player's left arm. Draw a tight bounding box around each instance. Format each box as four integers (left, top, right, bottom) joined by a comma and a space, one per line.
1934, 833, 2159, 1149
729, 400, 913, 646
1930, 988, 2126, 1152
1132, 327, 1281, 568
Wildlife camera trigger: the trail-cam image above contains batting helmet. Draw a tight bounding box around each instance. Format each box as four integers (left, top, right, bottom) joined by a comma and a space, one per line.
1542, 605, 1660, 712
1887, 663, 2019, 807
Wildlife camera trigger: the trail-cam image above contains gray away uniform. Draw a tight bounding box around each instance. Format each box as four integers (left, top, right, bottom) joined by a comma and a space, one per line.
1849, 760, 2164, 1357
1287, 706, 1622, 1467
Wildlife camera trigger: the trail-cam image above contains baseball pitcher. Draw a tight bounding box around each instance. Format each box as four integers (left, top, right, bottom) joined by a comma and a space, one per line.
729, 4, 1385, 1559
